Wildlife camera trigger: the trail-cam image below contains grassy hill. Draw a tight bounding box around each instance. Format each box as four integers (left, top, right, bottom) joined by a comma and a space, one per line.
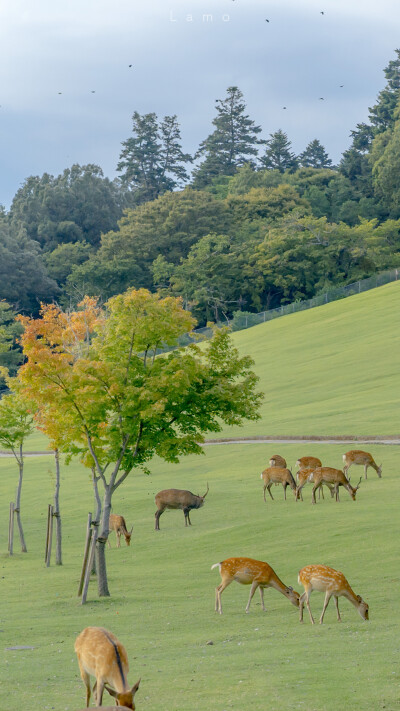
215, 280, 400, 438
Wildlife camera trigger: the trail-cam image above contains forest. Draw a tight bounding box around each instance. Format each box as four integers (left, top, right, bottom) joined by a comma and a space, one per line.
1, 49, 400, 380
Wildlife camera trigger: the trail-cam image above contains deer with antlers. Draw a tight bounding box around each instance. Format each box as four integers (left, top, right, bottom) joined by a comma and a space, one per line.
310, 467, 361, 503
343, 450, 382, 479
154, 484, 209, 530
260, 467, 297, 501
75, 627, 140, 708
298, 564, 369, 624
108, 514, 133, 548
211, 557, 300, 614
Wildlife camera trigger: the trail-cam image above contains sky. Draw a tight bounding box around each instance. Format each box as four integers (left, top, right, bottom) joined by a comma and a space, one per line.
0, 0, 399, 208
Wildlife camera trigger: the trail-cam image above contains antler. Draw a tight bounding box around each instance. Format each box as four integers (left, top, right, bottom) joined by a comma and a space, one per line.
203, 482, 209, 498
355, 476, 362, 490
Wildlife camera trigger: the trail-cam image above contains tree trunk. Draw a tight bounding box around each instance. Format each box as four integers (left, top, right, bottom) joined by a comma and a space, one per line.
95, 486, 112, 597
15, 450, 27, 553
53, 449, 62, 565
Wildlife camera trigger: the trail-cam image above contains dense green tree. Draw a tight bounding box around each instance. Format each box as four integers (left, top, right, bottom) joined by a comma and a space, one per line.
298, 139, 332, 169
370, 109, 400, 218
192, 87, 264, 188
260, 130, 298, 173
0, 302, 24, 391
10, 164, 126, 250
44, 241, 93, 287
117, 112, 191, 204
226, 185, 309, 223
67, 189, 232, 300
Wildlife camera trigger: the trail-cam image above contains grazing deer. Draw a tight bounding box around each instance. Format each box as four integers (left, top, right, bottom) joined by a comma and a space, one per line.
269, 454, 287, 468
343, 450, 382, 479
295, 456, 322, 481
295, 468, 334, 501
74, 626, 140, 708
311, 467, 361, 503
260, 467, 297, 501
211, 557, 300, 614
108, 514, 133, 548
76, 707, 133, 711
298, 564, 369, 624
154, 484, 209, 530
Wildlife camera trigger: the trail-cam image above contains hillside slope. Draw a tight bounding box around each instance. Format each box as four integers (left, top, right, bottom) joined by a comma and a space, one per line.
219, 280, 400, 437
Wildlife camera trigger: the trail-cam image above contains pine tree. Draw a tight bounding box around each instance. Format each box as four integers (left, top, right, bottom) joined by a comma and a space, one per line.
299, 139, 332, 169
260, 130, 298, 173
117, 112, 191, 204
192, 87, 264, 188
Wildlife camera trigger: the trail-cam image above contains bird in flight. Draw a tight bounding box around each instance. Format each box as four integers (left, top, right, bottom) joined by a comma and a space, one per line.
91, 90, 96, 93
283, 106, 287, 110
58, 92, 62, 95
129, 64, 133, 67
320, 11, 325, 15
319, 97, 324, 100
339, 84, 344, 88
265, 19, 270, 22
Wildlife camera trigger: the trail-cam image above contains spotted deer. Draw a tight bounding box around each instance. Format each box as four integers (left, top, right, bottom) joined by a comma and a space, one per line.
108, 514, 133, 548
295, 456, 322, 481
260, 467, 297, 501
310, 467, 361, 503
298, 564, 369, 624
211, 557, 300, 614
343, 450, 382, 479
154, 484, 209, 530
75, 626, 140, 708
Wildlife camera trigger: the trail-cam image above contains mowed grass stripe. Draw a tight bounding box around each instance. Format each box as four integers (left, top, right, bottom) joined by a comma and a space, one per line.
0, 442, 399, 710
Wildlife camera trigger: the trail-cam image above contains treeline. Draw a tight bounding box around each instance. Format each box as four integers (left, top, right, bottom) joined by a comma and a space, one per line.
1, 50, 400, 361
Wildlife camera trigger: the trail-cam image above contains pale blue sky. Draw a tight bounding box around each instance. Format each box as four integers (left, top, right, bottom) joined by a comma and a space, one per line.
0, 0, 399, 207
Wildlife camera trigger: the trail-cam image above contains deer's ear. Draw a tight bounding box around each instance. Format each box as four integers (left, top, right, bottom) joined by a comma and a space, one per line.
105, 684, 118, 698
131, 678, 141, 695
356, 595, 362, 602
288, 586, 293, 591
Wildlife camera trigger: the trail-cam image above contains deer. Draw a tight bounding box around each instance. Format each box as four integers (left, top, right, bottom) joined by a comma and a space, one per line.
295, 456, 322, 481
295, 467, 334, 501
269, 454, 287, 468
343, 450, 382, 479
211, 557, 300, 614
154, 484, 209, 530
310, 467, 361, 503
298, 564, 369, 624
74, 626, 140, 708
108, 514, 133, 548
260, 467, 297, 501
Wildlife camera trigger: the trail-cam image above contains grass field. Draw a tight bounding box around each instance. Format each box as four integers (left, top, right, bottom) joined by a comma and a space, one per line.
0, 442, 399, 711
1, 281, 400, 710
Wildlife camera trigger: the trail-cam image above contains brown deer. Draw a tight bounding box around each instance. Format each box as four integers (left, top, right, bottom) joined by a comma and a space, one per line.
298, 564, 369, 624
74, 627, 140, 708
295, 467, 334, 502
260, 467, 297, 501
108, 514, 133, 548
76, 708, 133, 710
295, 456, 322, 480
343, 450, 382, 479
311, 467, 361, 503
269, 454, 287, 468
212, 557, 300, 614
154, 484, 209, 530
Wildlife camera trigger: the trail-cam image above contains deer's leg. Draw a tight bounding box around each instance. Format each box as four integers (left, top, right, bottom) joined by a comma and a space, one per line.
183, 508, 191, 526
335, 484, 340, 502
311, 484, 319, 504
155, 509, 162, 530
259, 585, 267, 612
215, 579, 232, 614
364, 464, 368, 480
116, 531, 121, 548
78, 665, 91, 706
267, 484, 274, 500
263, 484, 267, 502
319, 591, 332, 624
304, 591, 315, 625
319, 486, 324, 500
107, 536, 111, 548
283, 483, 287, 500
96, 678, 105, 705
333, 595, 342, 622
245, 580, 259, 613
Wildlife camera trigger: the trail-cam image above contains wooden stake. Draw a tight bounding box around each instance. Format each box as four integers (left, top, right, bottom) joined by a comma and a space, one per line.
8, 502, 15, 555
81, 524, 98, 605
45, 504, 54, 567
78, 513, 92, 597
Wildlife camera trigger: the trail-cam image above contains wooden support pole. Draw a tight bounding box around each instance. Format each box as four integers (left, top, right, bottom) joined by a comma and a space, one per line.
45, 504, 54, 567
81, 525, 98, 605
78, 513, 92, 597
8, 502, 15, 555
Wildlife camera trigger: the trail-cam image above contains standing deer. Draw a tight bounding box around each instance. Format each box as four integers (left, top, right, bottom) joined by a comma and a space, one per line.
295, 468, 334, 501
75, 626, 140, 708
260, 467, 297, 501
343, 450, 382, 479
311, 467, 361, 503
269, 454, 287, 468
211, 557, 300, 614
295, 456, 322, 480
108, 514, 133, 548
298, 564, 369, 624
154, 484, 209, 530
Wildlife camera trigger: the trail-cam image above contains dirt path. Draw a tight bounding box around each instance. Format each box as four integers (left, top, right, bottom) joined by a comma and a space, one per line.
0, 434, 399, 457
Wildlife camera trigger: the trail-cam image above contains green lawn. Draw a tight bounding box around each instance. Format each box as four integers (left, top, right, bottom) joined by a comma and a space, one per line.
215, 280, 400, 438
1, 442, 399, 711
